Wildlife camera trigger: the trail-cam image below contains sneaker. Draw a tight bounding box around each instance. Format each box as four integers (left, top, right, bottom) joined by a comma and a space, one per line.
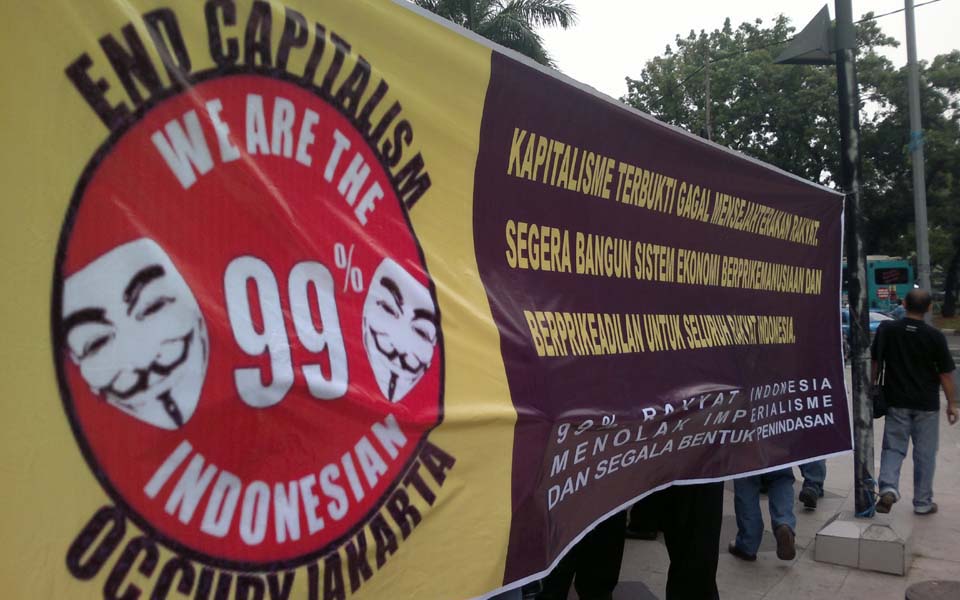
728, 541, 757, 562
915, 502, 938, 515
798, 487, 818, 510
774, 525, 796, 561
876, 492, 897, 514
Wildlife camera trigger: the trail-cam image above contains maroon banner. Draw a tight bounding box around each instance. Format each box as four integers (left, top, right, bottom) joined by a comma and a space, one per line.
472, 52, 849, 583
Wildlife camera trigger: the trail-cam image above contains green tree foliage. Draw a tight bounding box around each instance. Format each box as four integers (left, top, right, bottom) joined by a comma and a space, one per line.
412, 0, 575, 66
621, 16, 960, 312
865, 50, 960, 314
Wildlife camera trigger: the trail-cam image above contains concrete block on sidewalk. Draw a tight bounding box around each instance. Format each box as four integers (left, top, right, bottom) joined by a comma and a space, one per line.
814, 511, 912, 575
859, 514, 912, 575
815, 516, 860, 568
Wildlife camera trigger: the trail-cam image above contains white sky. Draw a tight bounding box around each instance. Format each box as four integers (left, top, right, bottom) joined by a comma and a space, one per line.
540, 0, 959, 99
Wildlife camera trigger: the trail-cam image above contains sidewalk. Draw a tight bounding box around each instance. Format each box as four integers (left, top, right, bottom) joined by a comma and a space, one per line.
607, 388, 960, 599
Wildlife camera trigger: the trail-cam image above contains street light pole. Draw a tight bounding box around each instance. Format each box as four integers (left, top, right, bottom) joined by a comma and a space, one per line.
834, 0, 875, 516
773, 1, 876, 515
905, 0, 932, 298
704, 50, 712, 141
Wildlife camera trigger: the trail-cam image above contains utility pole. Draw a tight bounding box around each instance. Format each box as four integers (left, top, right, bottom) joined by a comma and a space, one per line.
834, 0, 875, 516
905, 0, 932, 299
704, 51, 712, 141
774, 1, 878, 516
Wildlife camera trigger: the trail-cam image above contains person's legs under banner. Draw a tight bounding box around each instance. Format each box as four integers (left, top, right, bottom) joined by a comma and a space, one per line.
535, 545, 578, 600
659, 482, 723, 600
798, 459, 826, 509
763, 468, 797, 560
732, 475, 763, 556
764, 469, 796, 533
626, 490, 662, 539
571, 511, 627, 600
536, 511, 626, 600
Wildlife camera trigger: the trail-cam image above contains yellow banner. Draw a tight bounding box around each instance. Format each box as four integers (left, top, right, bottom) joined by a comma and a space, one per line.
0, 1, 848, 598
1, 1, 516, 598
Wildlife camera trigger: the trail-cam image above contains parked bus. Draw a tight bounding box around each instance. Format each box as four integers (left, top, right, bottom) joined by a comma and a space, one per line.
841, 256, 914, 311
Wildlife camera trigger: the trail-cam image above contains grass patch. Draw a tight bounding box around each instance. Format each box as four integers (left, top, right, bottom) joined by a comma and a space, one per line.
933, 315, 960, 330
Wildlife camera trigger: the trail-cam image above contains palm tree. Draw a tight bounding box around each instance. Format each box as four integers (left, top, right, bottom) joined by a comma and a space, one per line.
413, 0, 576, 67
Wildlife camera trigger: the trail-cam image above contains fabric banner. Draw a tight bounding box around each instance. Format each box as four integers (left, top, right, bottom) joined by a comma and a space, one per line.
0, 1, 849, 598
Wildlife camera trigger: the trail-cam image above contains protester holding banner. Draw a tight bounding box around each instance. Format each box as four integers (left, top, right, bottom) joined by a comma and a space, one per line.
634, 483, 724, 599
625, 491, 661, 540
535, 512, 626, 600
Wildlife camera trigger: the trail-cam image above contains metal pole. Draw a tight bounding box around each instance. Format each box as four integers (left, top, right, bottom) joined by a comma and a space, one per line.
835, 0, 875, 517
704, 53, 712, 141
905, 0, 932, 299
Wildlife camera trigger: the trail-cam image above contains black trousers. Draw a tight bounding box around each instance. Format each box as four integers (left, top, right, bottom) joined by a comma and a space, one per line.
536, 511, 626, 600
633, 483, 724, 600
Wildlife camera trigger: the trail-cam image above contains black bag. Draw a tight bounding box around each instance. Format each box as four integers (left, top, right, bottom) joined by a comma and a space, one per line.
871, 377, 887, 419
872, 326, 887, 419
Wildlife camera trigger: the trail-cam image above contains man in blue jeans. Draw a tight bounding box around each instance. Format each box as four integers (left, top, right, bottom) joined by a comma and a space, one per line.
729, 468, 796, 561
798, 459, 826, 510
872, 289, 958, 515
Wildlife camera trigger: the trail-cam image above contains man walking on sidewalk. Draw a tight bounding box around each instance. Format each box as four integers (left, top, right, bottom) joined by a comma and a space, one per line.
798, 459, 826, 510
872, 289, 958, 515
729, 468, 797, 562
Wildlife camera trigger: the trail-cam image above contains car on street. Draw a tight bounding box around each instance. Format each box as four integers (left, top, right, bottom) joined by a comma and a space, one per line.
840, 308, 894, 360
840, 308, 894, 338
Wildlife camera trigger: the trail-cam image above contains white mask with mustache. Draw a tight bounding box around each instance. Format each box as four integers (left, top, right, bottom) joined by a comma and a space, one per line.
361, 258, 437, 403
62, 238, 208, 429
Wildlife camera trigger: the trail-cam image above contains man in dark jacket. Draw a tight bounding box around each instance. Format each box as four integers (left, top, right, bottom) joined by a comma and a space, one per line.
871, 289, 958, 515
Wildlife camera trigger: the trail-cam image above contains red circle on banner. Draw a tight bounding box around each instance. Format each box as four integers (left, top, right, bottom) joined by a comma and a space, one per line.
53, 73, 443, 568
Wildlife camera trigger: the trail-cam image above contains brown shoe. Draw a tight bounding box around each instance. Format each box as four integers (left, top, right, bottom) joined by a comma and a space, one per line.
774, 525, 796, 560
876, 492, 897, 514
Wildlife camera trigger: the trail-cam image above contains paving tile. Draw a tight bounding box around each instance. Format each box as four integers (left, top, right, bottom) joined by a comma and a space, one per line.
763, 556, 849, 599
907, 556, 960, 582
716, 552, 791, 596
837, 565, 911, 598
569, 580, 660, 600
621, 537, 670, 575
910, 510, 960, 561
618, 574, 667, 600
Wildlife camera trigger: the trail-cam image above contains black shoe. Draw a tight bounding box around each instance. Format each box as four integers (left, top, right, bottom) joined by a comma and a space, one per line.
876, 492, 897, 514
798, 487, 818, 510
914, 502, 938, 515
727, 541, 757, 562
625, 525, 658, 540
774, 525, 796, 561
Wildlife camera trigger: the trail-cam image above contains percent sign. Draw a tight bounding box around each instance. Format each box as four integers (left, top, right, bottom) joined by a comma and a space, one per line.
333, 243, 365, 292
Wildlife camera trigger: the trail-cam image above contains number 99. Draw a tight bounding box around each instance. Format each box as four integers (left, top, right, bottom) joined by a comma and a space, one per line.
224, 257, 348, 408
